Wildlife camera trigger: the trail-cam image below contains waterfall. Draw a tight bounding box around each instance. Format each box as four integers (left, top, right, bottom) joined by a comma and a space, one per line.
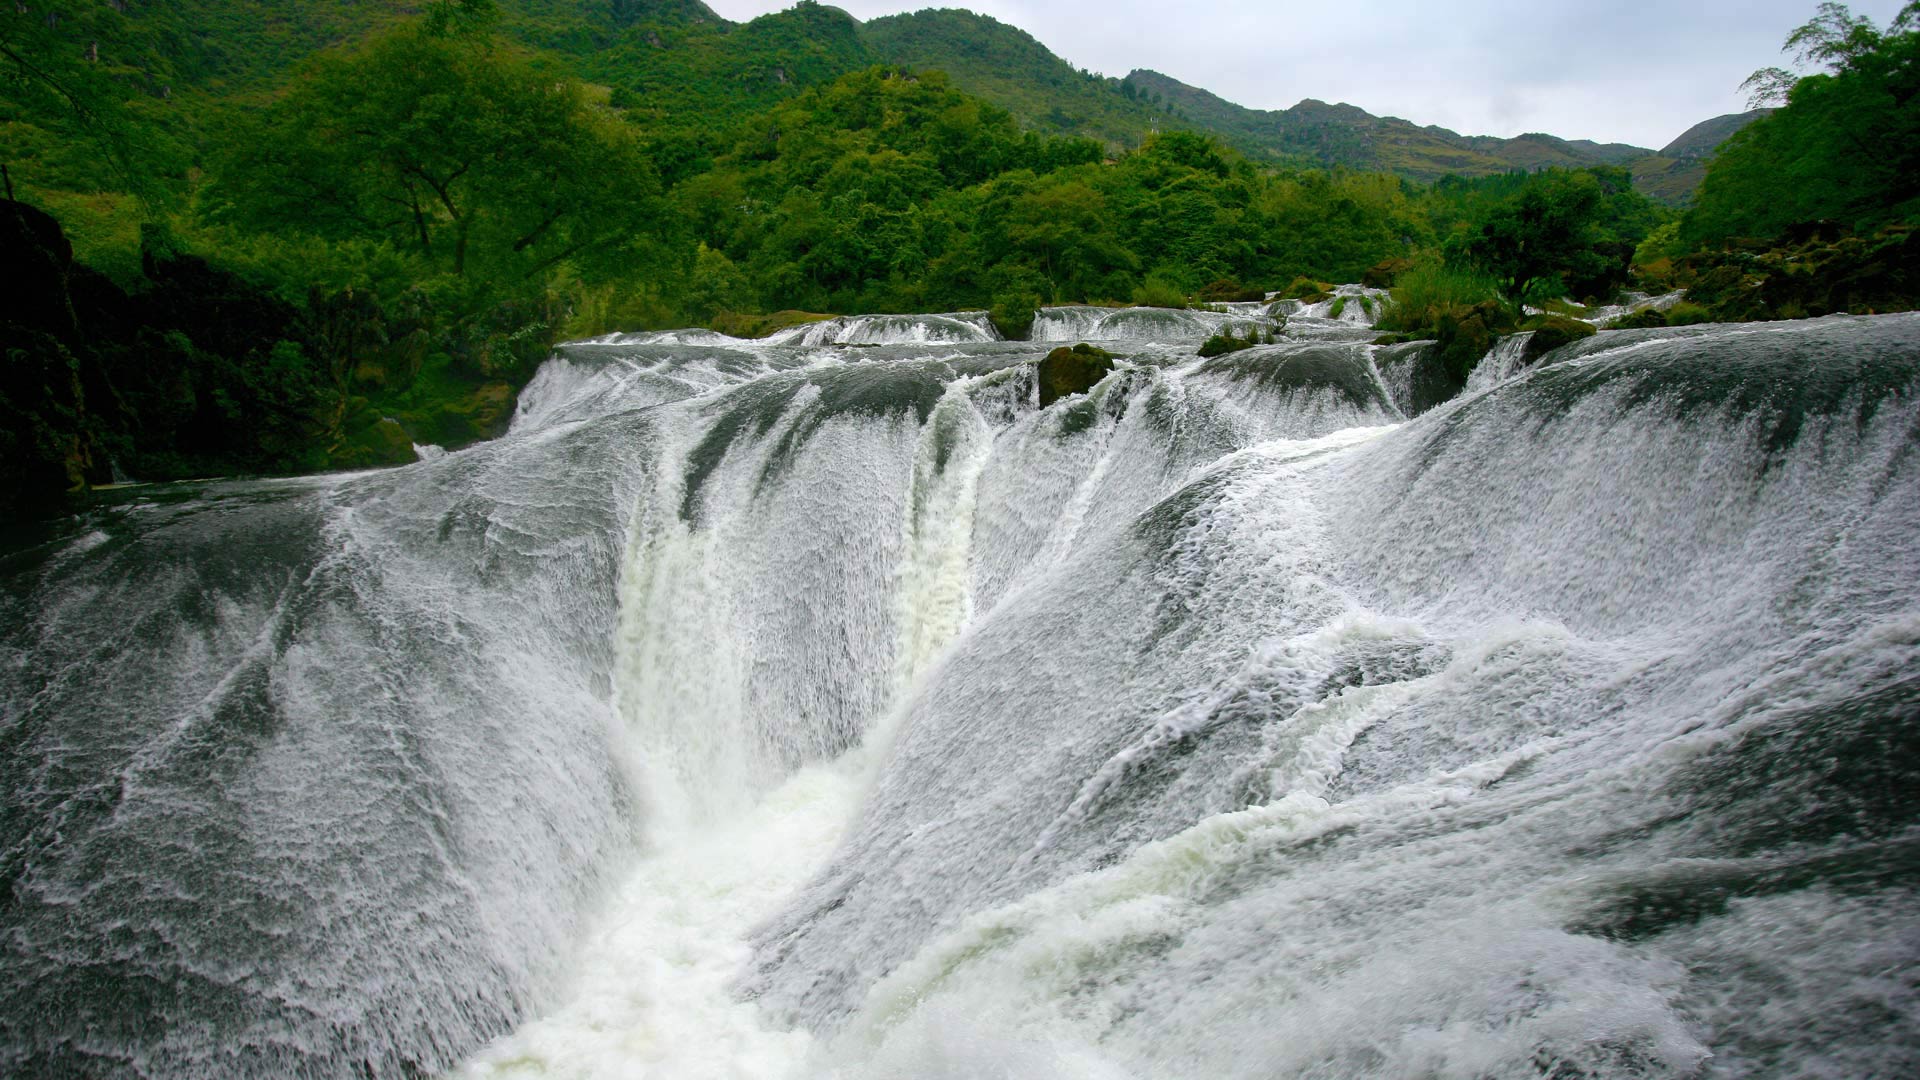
3, 307, 1916, 1080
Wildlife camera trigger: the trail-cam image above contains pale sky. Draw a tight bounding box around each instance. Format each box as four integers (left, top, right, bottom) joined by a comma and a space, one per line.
704, 0, 1910, 150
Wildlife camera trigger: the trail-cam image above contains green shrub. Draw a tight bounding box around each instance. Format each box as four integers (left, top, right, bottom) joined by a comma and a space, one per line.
1664, 301, 1713, 325
1376, 262, 1504, 335
1280, 275, 1333, 300
1131, 277, 1189, 309
1329, 296, 1348, 319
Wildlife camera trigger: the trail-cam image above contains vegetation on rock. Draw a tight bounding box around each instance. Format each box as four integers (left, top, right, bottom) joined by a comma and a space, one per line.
1197, 329, 1264, 358
1036, 343, 1116, 406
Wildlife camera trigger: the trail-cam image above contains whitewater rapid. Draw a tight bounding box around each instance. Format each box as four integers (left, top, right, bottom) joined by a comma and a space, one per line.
2, 303, 1916, 1079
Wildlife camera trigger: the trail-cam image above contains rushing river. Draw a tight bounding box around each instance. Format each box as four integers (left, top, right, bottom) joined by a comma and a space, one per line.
3, 301, 1916, 1078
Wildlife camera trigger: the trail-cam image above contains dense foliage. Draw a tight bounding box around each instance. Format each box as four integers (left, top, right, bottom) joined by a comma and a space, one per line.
1683, 2, 1919, 246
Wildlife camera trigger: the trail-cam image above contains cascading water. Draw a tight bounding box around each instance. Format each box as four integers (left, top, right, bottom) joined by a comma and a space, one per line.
2, 306, 1916, 1079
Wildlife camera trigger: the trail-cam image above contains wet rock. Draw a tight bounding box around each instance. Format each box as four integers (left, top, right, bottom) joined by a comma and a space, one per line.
1037, 343, 1116, 407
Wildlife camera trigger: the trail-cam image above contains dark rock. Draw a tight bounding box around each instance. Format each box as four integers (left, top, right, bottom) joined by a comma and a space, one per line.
1037, 343, 1116, 407
1782, 219, 1849, 246
1, 200, 114, 516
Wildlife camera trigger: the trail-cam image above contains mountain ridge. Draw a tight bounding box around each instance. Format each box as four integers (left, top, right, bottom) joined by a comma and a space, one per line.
856, 8, 1759, 202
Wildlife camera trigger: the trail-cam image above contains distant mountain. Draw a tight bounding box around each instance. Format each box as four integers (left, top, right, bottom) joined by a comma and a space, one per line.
1120, 68, 1653, 181
854, 9, 1743, 203
1627, 109, 1773, 205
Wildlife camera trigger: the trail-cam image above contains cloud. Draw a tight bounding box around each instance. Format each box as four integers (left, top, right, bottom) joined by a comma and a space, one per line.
705, 0, 1913, 149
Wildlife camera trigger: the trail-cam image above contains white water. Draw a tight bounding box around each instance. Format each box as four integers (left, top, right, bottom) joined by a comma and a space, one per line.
5, 306, 1917, 1080
450, 757, 865, 1080
1030, 304, 1276, 343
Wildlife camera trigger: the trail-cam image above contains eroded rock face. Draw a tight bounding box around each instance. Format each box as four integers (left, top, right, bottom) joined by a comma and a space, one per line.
1, 201, 116, 516
1036, 343, 1116, 406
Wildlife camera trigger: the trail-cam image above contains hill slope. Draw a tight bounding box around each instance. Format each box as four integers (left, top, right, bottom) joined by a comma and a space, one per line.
1627, 109, 1773, 205
858, 9, 1167, 149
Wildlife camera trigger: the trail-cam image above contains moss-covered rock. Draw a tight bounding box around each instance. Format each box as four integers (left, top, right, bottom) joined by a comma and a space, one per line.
1037, 343, 1116, 407
1518, 314, 1596, 365
1193, 278, 1267, 303
1280, 275, 1335, 301
1362, 257, 1414, 289
989, 293, 1041, 340
442, 381, 516, 443
1426, 299, 1515, 396
331, 418, 417, 470
1612, 307, 1672, 330
1675, 224, 1920, 322
1197, 331, 1257, 358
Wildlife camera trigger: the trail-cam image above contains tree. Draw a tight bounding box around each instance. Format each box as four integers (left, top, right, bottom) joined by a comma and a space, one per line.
206, 17, 662, 288
1464, 170, 1648, 304
1687, 2, 1920, 245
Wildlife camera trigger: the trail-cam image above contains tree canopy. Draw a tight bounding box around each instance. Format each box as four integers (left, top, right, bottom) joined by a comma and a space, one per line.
1685, 1, 1920, 245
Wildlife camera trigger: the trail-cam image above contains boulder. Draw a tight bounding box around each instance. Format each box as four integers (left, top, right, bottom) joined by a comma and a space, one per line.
1037, 343, 1116, 407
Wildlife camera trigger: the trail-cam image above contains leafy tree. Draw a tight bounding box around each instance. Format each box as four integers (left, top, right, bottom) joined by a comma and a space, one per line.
1462, 168, 1655, 303
1685, 2, 1920, 245
206, 18, 662, 286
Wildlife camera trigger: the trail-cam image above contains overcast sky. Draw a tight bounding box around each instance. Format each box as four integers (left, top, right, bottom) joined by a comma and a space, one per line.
704, 0, 1909, 150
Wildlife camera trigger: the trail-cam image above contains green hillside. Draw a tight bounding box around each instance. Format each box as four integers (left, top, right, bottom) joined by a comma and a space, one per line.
1627, 109, 1773, 206
859, 9, 1167, 149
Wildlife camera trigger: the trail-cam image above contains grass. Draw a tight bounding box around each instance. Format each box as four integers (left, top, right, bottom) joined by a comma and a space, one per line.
1375, 262, 1503, 334
1130, 277, 1189, 309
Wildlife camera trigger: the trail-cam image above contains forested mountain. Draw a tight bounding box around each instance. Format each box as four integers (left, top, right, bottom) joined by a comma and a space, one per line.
859, 9, 1167, 149
858, 9, 1757, 203
7, 0, 1749, 205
